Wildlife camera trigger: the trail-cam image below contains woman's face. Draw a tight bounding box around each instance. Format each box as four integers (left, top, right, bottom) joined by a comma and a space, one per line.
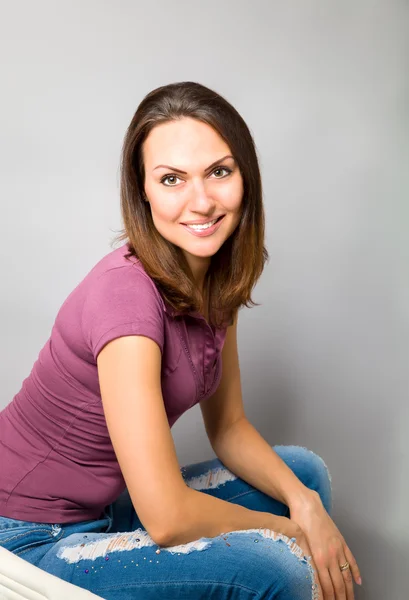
142, 117, 244, 286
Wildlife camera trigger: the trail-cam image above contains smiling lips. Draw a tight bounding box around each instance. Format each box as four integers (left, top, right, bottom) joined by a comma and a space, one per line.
182, 215, 225, 237
182, 215, 224, 227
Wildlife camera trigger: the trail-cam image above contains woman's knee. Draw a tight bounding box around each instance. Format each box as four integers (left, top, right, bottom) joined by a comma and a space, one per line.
231, 529, 318, 599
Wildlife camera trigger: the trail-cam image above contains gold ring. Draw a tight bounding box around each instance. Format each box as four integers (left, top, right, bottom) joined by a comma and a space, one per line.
340, 561, 350, 571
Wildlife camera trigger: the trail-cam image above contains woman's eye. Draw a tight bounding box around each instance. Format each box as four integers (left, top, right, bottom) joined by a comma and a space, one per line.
160, 166, 232, 187
160, 174, 180, 186
212, 167, 231, 178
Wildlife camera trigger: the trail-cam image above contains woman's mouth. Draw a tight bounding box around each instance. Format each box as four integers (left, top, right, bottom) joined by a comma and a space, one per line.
181, 215, 225, 237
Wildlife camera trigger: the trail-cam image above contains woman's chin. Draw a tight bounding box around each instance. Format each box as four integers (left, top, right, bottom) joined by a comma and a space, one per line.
184, 242, 223, 258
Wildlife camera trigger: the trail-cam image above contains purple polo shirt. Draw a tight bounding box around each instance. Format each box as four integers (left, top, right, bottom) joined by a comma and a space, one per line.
0, 242, 228, 524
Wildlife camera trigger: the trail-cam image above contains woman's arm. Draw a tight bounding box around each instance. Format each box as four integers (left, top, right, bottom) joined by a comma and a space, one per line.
97, 332, 298, 548
97, 334, 187, 545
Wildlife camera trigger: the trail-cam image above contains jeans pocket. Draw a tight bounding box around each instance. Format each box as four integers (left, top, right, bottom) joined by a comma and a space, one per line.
0, 519, 62, 555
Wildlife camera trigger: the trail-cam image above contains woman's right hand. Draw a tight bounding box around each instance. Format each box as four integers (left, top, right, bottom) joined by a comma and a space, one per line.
267, 516, 323, 599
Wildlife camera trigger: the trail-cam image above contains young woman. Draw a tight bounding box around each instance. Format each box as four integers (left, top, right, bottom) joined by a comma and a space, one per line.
0, 81, 361, 599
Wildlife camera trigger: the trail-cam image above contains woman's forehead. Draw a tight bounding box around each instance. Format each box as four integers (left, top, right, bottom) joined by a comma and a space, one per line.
143, 119, 231, 169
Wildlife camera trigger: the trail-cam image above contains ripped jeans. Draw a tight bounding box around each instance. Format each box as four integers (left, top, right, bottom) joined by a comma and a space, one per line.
0, 445, 332, 600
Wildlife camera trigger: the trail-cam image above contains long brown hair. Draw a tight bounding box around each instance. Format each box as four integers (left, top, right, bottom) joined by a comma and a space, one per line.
112, 81, 269, 329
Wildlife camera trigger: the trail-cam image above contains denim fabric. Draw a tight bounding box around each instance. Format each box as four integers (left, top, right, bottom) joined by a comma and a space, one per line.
0, 445, 332, 600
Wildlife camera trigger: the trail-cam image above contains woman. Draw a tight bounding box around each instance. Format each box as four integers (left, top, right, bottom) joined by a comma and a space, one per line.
0, 81, 361, 599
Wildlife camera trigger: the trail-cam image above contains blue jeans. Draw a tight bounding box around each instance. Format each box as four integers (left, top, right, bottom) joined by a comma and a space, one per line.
0, 445, 332, 599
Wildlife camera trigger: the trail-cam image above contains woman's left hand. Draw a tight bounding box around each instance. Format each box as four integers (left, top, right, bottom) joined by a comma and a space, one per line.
289, 493, 362, 600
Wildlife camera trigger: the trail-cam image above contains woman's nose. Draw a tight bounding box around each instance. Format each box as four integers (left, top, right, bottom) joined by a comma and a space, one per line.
188, 181, 216, 212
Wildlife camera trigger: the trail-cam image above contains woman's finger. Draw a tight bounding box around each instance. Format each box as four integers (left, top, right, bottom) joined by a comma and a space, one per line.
343, 543, 362, 586
312, 551, 336, 600
316, 563, 337, 599
310, 560, 329, 600
340, 560, 355, 600
328, 557, 351, 600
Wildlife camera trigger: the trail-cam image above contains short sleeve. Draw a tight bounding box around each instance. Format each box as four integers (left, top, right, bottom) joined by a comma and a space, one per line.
82, 265, 165, 361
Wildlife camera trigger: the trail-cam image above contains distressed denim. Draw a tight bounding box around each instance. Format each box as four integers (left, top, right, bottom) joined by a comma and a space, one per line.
0, 445, 332, 600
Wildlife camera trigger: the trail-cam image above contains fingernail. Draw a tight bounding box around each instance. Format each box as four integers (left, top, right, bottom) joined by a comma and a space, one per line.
357, 577, 362, 585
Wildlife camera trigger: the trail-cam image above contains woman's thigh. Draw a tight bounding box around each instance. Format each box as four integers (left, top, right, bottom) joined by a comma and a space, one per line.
25, 520, 317, 599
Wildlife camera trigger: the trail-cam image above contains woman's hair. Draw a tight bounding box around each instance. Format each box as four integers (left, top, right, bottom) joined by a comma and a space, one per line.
112, 81, 269, 329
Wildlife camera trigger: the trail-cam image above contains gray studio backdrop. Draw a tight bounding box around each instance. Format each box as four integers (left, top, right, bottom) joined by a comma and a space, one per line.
1, 1, 408, 599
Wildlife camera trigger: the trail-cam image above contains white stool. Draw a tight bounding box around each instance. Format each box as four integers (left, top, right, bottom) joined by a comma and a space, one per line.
0, 546, 104, 599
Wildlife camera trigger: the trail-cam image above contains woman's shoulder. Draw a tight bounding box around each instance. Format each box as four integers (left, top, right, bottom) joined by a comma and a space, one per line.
81, 243, 163, 302
87, 242, 150, 279
79, 244, 166, 359
83, 243, 165, 307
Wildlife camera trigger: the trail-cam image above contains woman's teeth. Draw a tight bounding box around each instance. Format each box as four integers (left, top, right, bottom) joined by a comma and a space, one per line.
186, 218, 219, 230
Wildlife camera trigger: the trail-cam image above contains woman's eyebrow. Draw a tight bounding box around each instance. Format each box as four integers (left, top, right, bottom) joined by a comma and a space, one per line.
153, 155, 235, 174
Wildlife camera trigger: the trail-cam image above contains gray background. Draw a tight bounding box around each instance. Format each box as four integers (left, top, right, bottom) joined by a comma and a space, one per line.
1, 1, 408, 598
